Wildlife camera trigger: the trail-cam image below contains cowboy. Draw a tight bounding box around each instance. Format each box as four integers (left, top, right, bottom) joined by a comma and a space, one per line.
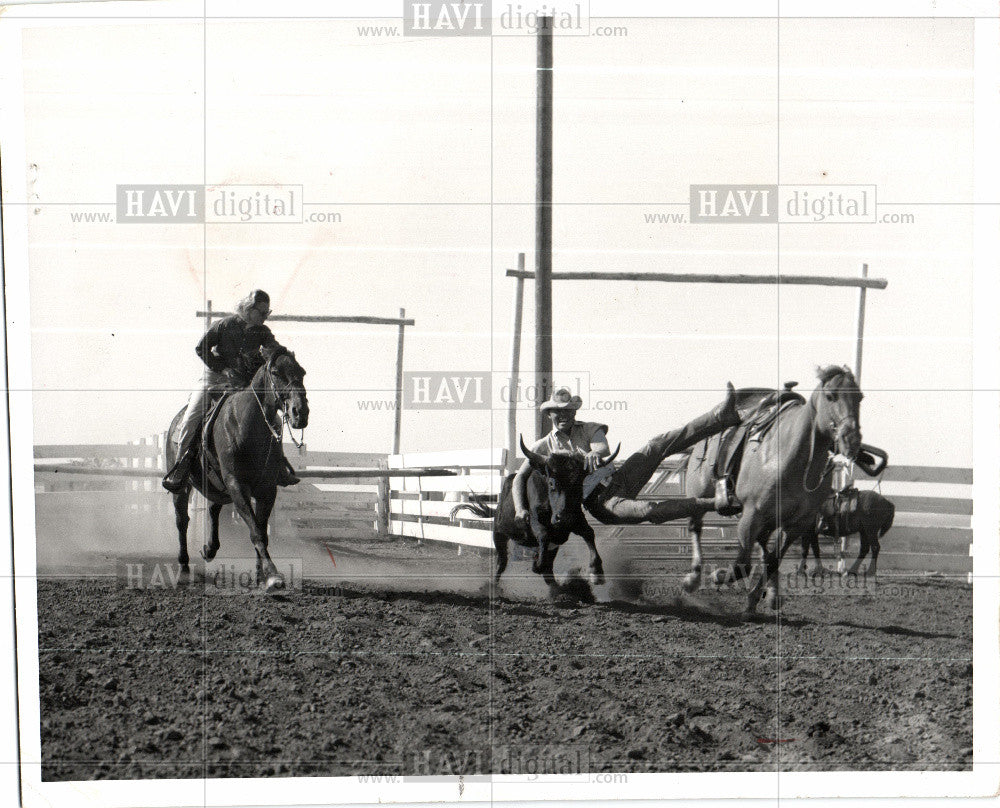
512, 385, 741, 527
162, 289, 300, 493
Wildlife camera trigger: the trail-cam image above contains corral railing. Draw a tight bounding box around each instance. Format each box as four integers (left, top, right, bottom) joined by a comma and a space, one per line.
278, 448, 388, 540
33, 440, 974, 576
387, 448, 507, 549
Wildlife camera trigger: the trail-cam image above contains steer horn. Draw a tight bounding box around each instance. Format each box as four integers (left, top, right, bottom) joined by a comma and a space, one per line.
596, 444, 621, 468
519, 435, 546, 469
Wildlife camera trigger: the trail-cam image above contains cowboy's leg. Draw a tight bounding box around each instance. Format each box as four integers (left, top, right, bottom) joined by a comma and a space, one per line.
596, 493, 713, 525
610, 384, 739, 500
176, 371, 228, 452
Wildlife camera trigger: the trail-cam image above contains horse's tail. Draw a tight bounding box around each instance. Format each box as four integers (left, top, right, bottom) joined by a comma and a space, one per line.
449, 492, 495, 522
879, 497, 896, 537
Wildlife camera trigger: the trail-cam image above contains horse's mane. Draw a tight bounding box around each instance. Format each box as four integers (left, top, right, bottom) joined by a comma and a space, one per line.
262, 345, 305, 376
816, 364, 853, 385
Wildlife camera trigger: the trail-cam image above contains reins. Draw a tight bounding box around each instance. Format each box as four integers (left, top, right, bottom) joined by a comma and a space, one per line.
802, 393, 835, 494
251, 361, 306, 448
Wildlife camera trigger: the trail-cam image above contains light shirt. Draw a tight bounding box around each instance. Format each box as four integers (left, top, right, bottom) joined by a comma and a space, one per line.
528, 421, 615, 498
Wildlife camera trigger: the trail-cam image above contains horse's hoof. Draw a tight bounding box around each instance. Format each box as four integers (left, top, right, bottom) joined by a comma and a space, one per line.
201, 545, 217, 562
682, 572, 701, 592
588, 572, 605, 587
709, 569, 728, 587
765, 590, 782, 611
265, 574, 285, 593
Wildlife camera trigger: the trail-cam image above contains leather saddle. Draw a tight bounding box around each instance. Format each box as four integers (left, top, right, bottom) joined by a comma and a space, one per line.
713, 382, 806, 487
816, 486, 860, 535
194, 389, 236, 490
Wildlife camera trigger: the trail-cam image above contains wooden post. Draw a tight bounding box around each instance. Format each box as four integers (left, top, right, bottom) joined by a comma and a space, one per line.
375, 458, 389, 538
508, 254, 525, 472
205, 299, 213, 327
535, 17, 554, 439
854, 263, 868, 384
393, 307, 406, 454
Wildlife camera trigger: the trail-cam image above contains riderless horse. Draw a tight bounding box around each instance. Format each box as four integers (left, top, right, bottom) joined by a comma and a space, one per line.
166, 347, 308, 592
683, 365, 863, 614
797, 487, 895, 579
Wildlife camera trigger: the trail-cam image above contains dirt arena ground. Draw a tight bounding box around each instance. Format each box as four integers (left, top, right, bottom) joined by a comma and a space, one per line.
35, 538, 972, 781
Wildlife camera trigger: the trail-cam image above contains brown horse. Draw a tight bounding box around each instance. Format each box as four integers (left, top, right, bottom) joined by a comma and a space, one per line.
683, 365, 863, 614
166, 347, 308, 592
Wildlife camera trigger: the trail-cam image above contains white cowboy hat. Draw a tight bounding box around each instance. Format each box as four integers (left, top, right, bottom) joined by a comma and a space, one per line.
539, 387, 583, 413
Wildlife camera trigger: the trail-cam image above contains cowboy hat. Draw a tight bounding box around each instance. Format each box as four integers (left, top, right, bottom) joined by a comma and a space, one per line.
539, 387, 583, 413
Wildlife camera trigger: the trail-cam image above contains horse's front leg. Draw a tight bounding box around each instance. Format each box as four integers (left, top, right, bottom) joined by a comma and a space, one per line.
202, 501, 223, 562
796, 533, 810, 576
711, 506, 761, 591
683, 514, 704, 592
221, 474, 281, 591
763, 528, 797, 611
251, 487, 282, 592
808, 533, 830, 578
173, 490, 191, 574
576, 519, 604, 586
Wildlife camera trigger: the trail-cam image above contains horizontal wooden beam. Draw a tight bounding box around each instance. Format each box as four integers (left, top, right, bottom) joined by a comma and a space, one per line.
297, 467, 456, 479
506, 270, 888, 290
35, 463, 456, 480
34, 444, 160, 459
197, 311, 415, 327
35, 465, 164, 477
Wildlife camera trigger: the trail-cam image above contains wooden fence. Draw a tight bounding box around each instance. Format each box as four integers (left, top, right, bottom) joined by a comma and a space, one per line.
387, 448, 507, 549
33, 440, 975, 577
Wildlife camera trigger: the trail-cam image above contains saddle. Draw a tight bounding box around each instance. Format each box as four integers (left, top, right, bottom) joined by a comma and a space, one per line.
817, 486, 860, 536
193, 390, 235, 490
709, 382, 806, 515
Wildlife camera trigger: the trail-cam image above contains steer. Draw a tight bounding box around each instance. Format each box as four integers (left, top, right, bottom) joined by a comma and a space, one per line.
451, 436, 619, 590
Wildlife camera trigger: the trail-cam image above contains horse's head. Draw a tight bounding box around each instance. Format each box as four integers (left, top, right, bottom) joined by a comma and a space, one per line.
265, 347, 309, 429
813, 365, 862, 459
520, 436, 619, 529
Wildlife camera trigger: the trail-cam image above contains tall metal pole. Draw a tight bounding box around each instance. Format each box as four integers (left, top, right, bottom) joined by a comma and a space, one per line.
507, 254, 526, 471
854, 263, 868, 384
393, 307, 406, 454
535, 16, 554, 438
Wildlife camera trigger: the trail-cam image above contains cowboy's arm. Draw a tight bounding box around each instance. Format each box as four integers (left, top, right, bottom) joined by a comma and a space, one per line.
258, 324, 282, 354
195, 320, 228, 374
584, 429, 610, 473
512, 459, 531, 525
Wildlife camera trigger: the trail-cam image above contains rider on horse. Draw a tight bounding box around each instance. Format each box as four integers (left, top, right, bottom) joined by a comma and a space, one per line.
512, 385, 741, 527
162, 289, 300, 494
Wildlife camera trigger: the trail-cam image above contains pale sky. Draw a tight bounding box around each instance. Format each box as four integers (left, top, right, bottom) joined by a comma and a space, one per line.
12, 14, 976, 466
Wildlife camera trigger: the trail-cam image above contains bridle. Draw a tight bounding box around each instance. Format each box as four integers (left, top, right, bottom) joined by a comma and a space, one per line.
802, 373, 858, 493
251, 357, 306, 449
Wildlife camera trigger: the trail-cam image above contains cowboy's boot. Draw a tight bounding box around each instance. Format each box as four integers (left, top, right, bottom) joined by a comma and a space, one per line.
712, 382, 741, 427
714, 477, 741, 517
162, 446, 196, 493
276, 456, 300, 487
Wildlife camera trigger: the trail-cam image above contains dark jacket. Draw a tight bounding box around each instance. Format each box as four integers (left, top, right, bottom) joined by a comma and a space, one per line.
196, 315, 282, 386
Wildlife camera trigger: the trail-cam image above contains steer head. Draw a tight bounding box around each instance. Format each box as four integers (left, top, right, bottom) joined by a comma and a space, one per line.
520, 436, 620, 529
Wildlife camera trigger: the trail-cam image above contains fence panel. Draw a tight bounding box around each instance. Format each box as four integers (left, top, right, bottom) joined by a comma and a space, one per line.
388, 448, 506, 548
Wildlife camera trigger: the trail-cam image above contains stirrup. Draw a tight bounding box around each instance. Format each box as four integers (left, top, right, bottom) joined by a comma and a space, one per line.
714, 478, 741, 516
